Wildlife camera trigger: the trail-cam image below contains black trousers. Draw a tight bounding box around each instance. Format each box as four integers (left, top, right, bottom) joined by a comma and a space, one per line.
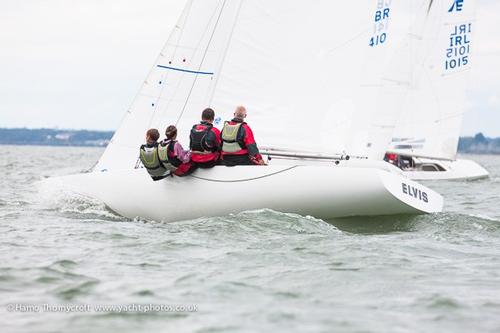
193, 159, 219, 169
219, 154, 254, 166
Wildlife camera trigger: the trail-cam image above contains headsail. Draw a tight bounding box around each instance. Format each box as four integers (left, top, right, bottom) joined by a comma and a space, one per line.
96, 0, 411, 171
389, 0, 477, 160
96, 0, 243, 171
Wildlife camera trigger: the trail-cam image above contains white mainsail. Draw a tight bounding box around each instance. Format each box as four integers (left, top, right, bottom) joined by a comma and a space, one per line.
96, 0, 411, 171
209, 1, 406, 160
389, 0, 477, 160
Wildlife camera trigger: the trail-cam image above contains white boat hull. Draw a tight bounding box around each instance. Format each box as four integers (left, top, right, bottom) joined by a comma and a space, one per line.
48, 164, 443, 222
400, 158, 489, 181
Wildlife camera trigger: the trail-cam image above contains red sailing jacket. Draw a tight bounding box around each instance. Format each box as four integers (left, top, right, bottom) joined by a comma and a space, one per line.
221, 119, 262, 160
189, 121, 221, 163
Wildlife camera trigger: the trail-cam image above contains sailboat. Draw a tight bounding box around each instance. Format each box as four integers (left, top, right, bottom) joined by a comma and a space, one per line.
384, 0, 489, 180
51, 0, 443, 222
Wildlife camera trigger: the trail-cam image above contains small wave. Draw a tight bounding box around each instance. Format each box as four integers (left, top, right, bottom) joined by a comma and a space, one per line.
415, 212, 500, 243
134, 289, 155, 297
468, 214, 500, 223
0, 199, 32, 208
42, 261, 86, 278
215, 208, 340, 236
125, 262, 162, 268
434, 212, 500, 229
416, 294, 463, 310
0, 211, 22, 220
327, 214, 421, 234
54, 280, 100, 301
468, 214, 500, 224
145, 209, 341, 251
51, 259, 78, 269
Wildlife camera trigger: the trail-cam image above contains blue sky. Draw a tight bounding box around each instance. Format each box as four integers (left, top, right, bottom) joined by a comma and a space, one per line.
1, 0, 499, 136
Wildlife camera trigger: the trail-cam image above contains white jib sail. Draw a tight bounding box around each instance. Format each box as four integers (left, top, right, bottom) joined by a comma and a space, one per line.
389, 0, 477, 160
96, 0, 411, 171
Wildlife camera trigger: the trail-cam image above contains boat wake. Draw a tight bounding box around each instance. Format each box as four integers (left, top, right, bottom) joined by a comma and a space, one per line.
137, 208, 342, 239
35, 178, 126, 222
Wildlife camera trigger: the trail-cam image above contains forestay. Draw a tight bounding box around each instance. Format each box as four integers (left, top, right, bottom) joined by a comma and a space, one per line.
389, 0, 477, 160
96, 0, 409, 171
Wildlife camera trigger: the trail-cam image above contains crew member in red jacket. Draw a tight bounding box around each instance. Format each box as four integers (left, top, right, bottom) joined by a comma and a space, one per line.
189, 108, 221, 168
220, 106, 265, 166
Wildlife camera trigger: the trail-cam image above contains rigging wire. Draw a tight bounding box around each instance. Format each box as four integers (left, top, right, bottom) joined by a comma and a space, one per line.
175, 0, 228, 126
206, 0, 244, 106
146, 0, 195, 130
154, 1, 224, 128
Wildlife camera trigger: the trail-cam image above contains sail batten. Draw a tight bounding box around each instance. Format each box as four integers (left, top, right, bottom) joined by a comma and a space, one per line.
156, 65, 215, 75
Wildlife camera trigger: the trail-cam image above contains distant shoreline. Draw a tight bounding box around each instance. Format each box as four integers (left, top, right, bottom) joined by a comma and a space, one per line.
1, 128, 499, 154
0, 128, 112, 147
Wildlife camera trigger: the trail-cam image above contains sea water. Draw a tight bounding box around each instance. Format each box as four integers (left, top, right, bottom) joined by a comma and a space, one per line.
1, 145, 499, 333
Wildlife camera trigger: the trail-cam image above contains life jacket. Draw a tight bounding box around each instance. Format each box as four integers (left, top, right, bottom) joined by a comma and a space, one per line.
139, 144, 170, 179
190, 123, 217, 153
221, 121, 245, 153
157, 140, 182, 171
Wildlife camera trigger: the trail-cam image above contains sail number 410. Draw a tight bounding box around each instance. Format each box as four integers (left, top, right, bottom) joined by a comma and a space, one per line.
369, 33, 387, 47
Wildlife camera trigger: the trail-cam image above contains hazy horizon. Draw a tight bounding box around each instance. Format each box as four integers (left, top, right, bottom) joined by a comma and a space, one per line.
0, 126, 497, 139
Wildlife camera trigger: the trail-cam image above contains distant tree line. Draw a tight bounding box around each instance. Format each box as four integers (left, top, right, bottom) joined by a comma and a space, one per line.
0, 128, 113, 147
458, 133, 500, 154
1, 128, 500, 154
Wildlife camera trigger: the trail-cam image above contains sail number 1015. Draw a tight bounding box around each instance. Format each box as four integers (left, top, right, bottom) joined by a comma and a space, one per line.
445, 55, 468, 70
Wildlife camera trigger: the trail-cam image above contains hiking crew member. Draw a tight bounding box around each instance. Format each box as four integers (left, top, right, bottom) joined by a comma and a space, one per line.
220, 106, 265, 165
189, 108, 221, 168
139, 128, 170, 181
158, 125, 193, 177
